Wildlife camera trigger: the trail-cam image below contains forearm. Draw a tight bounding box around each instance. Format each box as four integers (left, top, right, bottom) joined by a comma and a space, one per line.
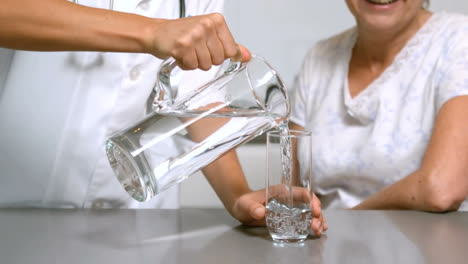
184, 114, 251, 214
353, 171, 424, 210
202, 150, 251, 215
0, 0, 154, 53
353, 169, 461, 212
356, 97, 468, 212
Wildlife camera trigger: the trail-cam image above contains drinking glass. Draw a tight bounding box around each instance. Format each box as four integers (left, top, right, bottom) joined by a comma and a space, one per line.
266, 129, 313, 243
106, 56, 289, 202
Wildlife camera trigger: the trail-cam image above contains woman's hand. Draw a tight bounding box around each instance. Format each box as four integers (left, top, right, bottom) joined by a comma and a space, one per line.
230, 189, 328, 237
146, 13, 251, 70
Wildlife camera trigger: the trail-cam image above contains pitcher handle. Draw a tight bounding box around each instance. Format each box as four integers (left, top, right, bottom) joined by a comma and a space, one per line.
147, 57, 243, 113
146, 57, 178, 113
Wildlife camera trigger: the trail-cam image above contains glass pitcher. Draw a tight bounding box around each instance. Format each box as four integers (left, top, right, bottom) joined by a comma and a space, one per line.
105, 56, 290, 202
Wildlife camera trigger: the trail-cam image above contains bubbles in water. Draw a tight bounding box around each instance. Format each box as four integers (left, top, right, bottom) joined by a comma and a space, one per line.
265, 199, 312, 241
278, 122, 293, 207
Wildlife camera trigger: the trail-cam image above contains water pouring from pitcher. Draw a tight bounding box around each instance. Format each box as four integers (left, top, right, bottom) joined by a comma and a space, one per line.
106, 56, 290, 202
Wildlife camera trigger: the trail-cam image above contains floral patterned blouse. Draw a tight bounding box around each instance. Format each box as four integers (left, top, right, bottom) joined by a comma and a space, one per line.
291, 12, 468, 210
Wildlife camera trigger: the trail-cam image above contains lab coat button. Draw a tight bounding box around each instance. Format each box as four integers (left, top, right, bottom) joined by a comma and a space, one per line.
347, 108, 356, 118
129, 66, 141, 81
137, 1, 150, 11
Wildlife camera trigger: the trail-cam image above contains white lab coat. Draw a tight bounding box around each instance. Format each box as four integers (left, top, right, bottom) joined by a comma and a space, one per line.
0, 0, 224, 208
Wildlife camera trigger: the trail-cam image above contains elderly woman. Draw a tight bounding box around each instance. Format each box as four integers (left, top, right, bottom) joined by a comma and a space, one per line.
226, 0, 468, 236
289, 0, 468, 211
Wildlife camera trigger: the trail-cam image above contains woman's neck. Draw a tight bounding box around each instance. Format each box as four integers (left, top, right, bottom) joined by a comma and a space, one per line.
354, 10, 432, 69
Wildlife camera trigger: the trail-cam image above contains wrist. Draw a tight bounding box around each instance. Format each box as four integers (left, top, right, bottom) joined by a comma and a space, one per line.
228, 187, 253, 215
139, 18, 167, 56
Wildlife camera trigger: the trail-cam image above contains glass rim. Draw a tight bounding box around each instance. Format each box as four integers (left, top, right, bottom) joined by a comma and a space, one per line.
266, 129, 311, 138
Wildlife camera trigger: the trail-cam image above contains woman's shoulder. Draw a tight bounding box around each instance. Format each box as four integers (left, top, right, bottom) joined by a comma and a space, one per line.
434, 12, 468, 39
303, 27, 356, 65
431, 12, 468, 59
438, 12, 468, 25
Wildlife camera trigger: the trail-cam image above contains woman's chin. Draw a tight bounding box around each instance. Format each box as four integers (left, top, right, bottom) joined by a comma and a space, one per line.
354, 0, 409, 32
359, 16, 402, 32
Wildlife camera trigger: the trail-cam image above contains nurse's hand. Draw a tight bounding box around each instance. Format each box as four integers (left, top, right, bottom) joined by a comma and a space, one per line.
146, 13, 251, 70
231, 189, 328, 237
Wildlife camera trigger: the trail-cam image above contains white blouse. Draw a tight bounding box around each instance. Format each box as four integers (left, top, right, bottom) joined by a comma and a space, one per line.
291, 12, 468, 210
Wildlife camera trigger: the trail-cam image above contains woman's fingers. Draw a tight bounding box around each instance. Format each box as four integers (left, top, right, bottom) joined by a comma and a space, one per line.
232, 190, 267, 226
313, 193, 322, 217
312, 218, 323, 236
271, 187, 326, 236
310, 193, 326, 237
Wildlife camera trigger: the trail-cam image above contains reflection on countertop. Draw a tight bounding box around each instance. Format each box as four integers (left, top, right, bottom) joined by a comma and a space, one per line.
0, 209, 467, 264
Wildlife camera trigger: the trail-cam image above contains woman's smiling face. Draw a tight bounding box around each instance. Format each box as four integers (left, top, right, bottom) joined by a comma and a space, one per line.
345, 0, 426, 33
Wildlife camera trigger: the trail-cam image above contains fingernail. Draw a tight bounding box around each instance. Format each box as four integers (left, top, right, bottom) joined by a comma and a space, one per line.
254, 208, 263, 218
